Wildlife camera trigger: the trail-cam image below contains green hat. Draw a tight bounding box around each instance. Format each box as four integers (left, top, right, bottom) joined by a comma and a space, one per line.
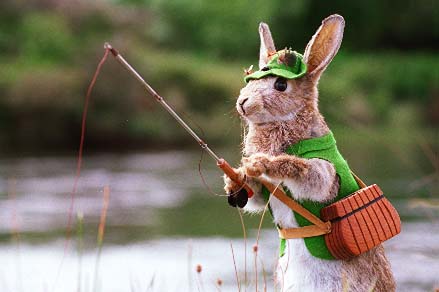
244, 49, 307, 83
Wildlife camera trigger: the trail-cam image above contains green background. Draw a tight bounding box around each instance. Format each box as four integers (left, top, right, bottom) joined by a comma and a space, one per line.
0, 0, 437, 154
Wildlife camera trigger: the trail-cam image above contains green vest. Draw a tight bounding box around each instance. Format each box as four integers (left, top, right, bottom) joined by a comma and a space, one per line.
262, 131, 360, 260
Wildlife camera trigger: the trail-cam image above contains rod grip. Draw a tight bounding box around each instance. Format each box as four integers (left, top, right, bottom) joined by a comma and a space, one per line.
217, 158, 254, 198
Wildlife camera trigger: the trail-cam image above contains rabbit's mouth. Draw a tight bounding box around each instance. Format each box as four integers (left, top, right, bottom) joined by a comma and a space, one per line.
238, 97, 248, 115
236, 99, 262, 120
238, 100, 306, 125
236, 96, 274, 122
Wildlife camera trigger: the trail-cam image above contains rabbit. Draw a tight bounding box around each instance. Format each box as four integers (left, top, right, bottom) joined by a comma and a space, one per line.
224, 15, 396, 292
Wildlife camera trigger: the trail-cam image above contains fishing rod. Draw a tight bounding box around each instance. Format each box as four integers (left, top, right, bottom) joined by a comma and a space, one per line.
101, 43, 324, 227
103, 42, 252, 207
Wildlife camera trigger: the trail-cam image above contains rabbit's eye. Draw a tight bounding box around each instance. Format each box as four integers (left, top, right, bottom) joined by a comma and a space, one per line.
274, 77, 288, 92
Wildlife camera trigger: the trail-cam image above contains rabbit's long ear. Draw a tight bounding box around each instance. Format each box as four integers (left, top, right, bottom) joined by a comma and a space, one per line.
304, 15, 344, 80
259, 22, 276, 69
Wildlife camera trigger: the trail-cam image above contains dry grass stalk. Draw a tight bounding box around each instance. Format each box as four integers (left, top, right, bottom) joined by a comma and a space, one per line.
230, 242, 241, 292
76, 212, 84, 292
97, 186, 110, 246
195, 264, 204, 292
237, 208, 248, 289
253, 184, 277, 291
8, 178, 23, 292
215, 278, 223, 292
93, 185, 111, 292
188, 240, 193, 292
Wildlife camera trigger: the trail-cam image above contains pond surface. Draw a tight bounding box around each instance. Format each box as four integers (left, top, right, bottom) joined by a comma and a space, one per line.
0, 151, 438, 291
1, 223, 438, 292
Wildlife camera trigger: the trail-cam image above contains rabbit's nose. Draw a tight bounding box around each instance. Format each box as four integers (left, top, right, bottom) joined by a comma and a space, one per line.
239, 97, 249, 114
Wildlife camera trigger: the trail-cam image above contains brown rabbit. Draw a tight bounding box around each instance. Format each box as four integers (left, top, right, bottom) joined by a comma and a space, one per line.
224, 15, 396, 291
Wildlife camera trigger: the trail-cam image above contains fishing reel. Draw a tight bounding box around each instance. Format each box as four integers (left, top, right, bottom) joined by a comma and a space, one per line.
227, 189, 249, 208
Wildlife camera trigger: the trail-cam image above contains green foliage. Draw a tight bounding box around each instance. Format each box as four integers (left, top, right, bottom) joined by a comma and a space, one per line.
20, 12, 74, 63
148, 0, 276, 58
0, 0, 437, 153
140, 0, 438, 58
319, 53, 439, 125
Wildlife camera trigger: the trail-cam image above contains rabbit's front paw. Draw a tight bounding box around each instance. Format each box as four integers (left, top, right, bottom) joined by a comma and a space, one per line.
242, 153, 271, 177
223, 167, 245, 194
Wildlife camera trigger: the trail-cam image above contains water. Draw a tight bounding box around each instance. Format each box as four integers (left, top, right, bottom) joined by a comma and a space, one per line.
0, 152, 438, 291
1, 224, 438, 292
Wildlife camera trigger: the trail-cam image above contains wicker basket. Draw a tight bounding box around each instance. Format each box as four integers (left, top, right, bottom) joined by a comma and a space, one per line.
321, 184, 401, 260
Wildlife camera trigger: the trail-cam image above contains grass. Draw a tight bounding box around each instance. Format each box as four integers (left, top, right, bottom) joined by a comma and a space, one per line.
91, 185, 110, 292
8, 178, 23, 292
76, 212, 84, 292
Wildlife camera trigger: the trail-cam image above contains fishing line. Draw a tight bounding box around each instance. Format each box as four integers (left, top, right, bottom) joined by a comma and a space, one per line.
172, 106, 225, 197
198, 148, 249, 198
197, 149, 226, 197
178, 104, 240, 198
196, 106, 248, 198
53, 47, 111, 291
190, 110, 247, 198
176, 109, 225, 197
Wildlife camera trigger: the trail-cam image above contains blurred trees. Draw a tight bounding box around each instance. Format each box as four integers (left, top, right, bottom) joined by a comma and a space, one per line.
0, 0, 437, 153
122, 0, 438, 57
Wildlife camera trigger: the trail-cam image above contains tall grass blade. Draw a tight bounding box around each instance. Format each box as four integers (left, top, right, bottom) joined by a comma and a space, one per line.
76, 212, 84, 292
93, 186, 110, 292
230, 242, 241, 292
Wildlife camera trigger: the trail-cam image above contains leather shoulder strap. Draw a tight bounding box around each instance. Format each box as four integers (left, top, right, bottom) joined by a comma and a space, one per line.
351, 171, 367, 188
278, 224, 330, 238
257, 170, 366, 238
257, 177, 331, 233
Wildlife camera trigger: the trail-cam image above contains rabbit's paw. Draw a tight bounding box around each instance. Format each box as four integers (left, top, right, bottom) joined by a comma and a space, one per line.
223, 167, 245, 194
242, 153, 271, 177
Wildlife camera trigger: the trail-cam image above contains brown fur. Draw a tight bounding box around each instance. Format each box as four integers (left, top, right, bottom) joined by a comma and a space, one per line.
342, 246, 396, 291
243, 153, 309, 179
224, 15, 396, 291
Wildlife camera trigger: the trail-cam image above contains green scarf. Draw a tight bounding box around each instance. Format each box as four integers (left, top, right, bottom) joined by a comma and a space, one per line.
262, 131, 360, 260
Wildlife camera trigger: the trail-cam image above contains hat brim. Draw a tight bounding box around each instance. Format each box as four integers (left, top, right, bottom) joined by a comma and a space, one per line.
244, 68, 307, 82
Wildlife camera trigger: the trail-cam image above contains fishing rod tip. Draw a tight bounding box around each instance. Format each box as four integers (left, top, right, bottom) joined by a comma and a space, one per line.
103, 42, 118, 56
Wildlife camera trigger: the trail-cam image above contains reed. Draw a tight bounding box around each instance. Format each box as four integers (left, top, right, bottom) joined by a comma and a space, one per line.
188, 240, 193, 292
237, 208, 248, 290
253, 186, 275, 292
8, 178, 23, 292
215, 278, 223, 292
195, 264, 204, 292
92, 185, 110, 292
230, 242, 241, 292
76, 212, 84, 292
258, 256, 268, 292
